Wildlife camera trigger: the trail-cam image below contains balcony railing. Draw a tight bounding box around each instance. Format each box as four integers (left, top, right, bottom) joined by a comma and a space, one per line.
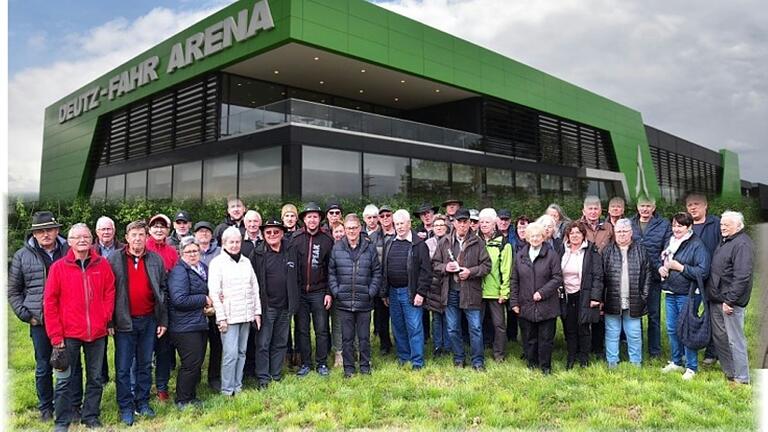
222, 98, 483, 150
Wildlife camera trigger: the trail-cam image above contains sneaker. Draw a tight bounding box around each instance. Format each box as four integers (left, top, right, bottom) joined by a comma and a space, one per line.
682, 368, 696, 380
135, 405, 156, 418
317, 364, 330, 376
661, 362, 684, 373
40, 408, 54, 422
157, 390, 170, 402
472, 364, 486, 372
82, 419, 103, 429
120, 410, 135, 426
296, 364, 311, 377
702, 357, 717, 366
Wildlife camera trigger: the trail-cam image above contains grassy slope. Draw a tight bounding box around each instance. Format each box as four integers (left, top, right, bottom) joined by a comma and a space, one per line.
7, 282, 760, 431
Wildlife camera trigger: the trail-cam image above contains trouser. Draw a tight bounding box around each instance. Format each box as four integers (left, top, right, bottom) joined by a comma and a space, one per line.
339, 310, 372, 373
255, 307, 291, 383
646, 281, 662, 357
481, 299, 507, 358
710, 301, 750, 383
101, 336, 110, 383
605, 310, 642, 365
665, 293, 700, 371
207, 316, 222, 385
520, 318, 556, 370
506, 309, 519, 342
431, 311, 450, 351
244, 326, 258, 377
389, 287, 425, 367
563, 292, 592, 364
296, 290, 330, 367
30, 324, 83, 414
115, 315, 156, 413
445, 290, 484, 367
154, 333, 172, 392
331, 304, 343, 353
591, 318, 605, 354
220, 322, 250, 395
54, 337, 105, 428
373, 297, 392, 351
171, 331, 207, 404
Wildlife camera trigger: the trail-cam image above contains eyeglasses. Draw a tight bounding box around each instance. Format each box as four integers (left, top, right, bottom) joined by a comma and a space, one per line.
183, 250, 200, 255
68, 235, 92, 240
328, 210, 341, 215
345, 226, 361, 230
433, 224, 447, 228
264, 230, 283, 236
379, 213, 392, 218
96, 227, 114, 232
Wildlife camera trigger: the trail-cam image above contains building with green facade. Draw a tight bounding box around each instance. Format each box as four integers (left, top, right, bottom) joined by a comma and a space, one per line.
40, 0, 745, 203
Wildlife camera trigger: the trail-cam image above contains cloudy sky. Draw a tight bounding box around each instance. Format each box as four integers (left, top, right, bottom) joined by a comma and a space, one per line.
7, 0, 768, 195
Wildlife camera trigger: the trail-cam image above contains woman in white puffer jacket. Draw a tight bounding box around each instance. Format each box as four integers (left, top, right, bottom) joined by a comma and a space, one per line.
208, 226, 261, 396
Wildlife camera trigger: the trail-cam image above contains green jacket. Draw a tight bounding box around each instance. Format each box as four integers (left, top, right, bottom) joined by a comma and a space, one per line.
482, 235, 512, 299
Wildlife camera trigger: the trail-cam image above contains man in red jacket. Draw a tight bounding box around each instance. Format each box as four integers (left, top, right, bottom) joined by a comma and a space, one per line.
44, 223, 115, 431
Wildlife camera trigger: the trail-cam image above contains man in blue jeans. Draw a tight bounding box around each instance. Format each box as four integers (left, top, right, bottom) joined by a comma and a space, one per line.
432, 208, 491, 371
108, 220, 169, 426
381, 210, 432, 370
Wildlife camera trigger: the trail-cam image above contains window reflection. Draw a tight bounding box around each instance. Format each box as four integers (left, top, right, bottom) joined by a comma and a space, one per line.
240, 147, 282, 198
363, 153, 409, 197
302, 146, 361, 198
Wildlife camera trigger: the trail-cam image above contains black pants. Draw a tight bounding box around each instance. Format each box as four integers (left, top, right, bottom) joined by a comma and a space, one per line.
506, 308, 519, 342
255, 307, 291, 383
373, 297, 392, 350
101, 336, 110, 383
207, 316, 222, 385
563, 292, 592, 364
520, 318, 556, 370
54, 337, 105, 428
171, 331, 207, 404
591, 319, 605, 355
481, 300, 507, 358
339, 309, 371, 373
296, 290, 330, 367
244, 329, 257, 377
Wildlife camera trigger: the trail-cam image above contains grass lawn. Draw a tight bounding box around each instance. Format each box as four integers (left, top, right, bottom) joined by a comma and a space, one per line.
7, 286, 760, 431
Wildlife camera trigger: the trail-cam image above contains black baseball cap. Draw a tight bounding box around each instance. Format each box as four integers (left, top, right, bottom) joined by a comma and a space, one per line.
454, 208, 471, 220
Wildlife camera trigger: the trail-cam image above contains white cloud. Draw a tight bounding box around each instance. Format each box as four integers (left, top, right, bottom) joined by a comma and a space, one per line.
8, 3, 233, 196
378, 0, 768, 184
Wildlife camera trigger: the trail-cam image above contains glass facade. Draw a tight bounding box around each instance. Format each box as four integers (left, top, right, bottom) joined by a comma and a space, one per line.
239, 147, 282, 198
125, 171, 146, 199
516, 171, 539, 197
203, 155, 238, 200
411, 159, 450, 197
148, 166, 172, 199
173, 161, 202, 200
302, 146, 362, 198
486, 167, 514, 198
452, 163, 482, 198
106, 174, 125, 201
91, 178, 106, 201
363, 153, 409, 197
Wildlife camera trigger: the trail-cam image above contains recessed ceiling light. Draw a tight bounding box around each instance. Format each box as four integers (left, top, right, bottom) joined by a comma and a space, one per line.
355, 106, 361, 110
361, 69, 366, 73
313, 56, 319, 61
394, 97, 399, 102
400, 80, 406, 84
319, 80, 325, 85
359, 89, 364, 93
273, 70, 279, 74
435, 89, 441, 93
237, 83, 243, 86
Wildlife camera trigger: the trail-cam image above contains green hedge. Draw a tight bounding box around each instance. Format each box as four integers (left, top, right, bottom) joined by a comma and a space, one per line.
7, 194, 761, 259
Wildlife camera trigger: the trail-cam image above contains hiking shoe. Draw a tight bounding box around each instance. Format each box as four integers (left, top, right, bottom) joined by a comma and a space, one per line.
40, 409, 54, 422
317, 364, 330, 376
135, 405, 156, 418
120, 410, 134, 426
682, 368, 696, 380
703, 357, 717, 366
661, 361, 684, 373
296, 364, 311, 377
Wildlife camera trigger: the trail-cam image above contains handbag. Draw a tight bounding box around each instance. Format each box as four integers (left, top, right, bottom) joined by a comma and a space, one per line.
50, 346, 69, 371
677, 275, 710, 350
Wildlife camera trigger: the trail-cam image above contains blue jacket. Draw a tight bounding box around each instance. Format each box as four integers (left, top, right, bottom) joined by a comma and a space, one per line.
630, 213, 671, 282
693, 214, 721, 257
167, 260, 210, 333
660, 234, 711, 295
329, 236, 382, 312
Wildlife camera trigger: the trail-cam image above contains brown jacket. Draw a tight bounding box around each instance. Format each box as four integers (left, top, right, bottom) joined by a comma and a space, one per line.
432, 231, 491, 310
579, 216, 614, 253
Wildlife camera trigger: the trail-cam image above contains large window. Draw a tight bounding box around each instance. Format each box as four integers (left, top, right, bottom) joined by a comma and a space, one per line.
487, 168, 514, 198
411, 159, 450, 197
302, 146, 361, 198
515, 171, 539, 197
91, 178, 106, 201
148, 166, 172, 199
203, 155, 238, 200
239, 147, 282, 198
541, 174, 561, 195
125, 171, 147, 199
452, 163, 482, 198
363, 153, 409, 197
173, 161, 202, 201
106, 174, 125, 201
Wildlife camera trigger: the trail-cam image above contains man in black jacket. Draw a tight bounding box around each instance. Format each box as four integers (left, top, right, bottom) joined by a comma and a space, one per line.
213, 196, 247, 245
251, 218, 298, 389
108, 220, 168, 426
290, 203, 335, 377
381, 209, 432, 370
705, 211, 754, 385
8, 211, 81, 422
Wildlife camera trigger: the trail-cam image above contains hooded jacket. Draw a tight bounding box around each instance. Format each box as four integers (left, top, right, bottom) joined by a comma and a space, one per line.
208, 251, 261, 324
214, 215, 246, 246
251, 239, 299, 314
167, 259, 210, 333
578, 216, 614, 253
660, 233, 711, 295
329, 236, 382, 312
291, 227, 335, 295
8, 235, 69, 324
109, 248, 169, 331
692, 214, 721, 257
44, 248, 116, 345
432, 231, 491, 310
630, 212, 671, 283
146, 236, 179, 272
601, 242, 651, 318
705, 230, 754, 308
380, 230, 432, 302
481, 234, 513, 300
510, 242, 563, 322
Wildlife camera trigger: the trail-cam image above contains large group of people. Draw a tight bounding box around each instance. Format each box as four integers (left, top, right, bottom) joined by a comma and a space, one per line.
8, 192, 756, 430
